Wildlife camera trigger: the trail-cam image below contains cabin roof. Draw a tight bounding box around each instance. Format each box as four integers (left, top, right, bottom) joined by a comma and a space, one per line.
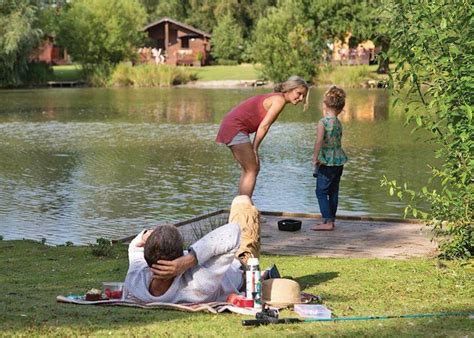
143, 17, 211, 38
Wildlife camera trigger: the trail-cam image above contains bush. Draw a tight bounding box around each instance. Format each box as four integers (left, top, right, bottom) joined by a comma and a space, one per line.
24, 61, 53, 85
216, 59, 239, 66
82, 63, 113, 87
382, 1, 473, 259
90, 238, 113, 257
110, 63, 197, 87
251, 1, 326, 82
211, 14, 244, 63
318, 65, 381, 87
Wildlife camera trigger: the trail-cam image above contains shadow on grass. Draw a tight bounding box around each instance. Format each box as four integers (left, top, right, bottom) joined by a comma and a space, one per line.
296, 272, 339, 289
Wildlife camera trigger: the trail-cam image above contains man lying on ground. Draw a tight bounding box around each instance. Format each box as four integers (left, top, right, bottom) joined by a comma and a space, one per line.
124, 195, 260, 303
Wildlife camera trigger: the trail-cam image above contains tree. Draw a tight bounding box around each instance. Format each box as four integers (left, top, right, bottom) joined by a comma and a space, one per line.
211, 13, 244, 63
151, 0, 188, 22
0, 0, 43, 87
307, 1, 390, 74
185, 0, 217, 34
58, 0, 147, 66
251, 0, 325, 82
382, 0, 473, 259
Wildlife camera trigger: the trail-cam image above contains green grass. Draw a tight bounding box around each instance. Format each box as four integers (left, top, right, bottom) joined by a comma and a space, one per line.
52, 65, 83, 81
1, 239, 472, 336
317, 65, 388, 87
52, 64, 388, 88
192, 64, 259, 81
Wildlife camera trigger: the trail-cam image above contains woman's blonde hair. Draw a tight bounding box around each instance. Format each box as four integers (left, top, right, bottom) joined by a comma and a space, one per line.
274, 75, 310, 110
323, 85, 346, 113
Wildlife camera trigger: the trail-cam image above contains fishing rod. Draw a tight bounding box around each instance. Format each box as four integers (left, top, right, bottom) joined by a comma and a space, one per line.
242, 309, 474, 326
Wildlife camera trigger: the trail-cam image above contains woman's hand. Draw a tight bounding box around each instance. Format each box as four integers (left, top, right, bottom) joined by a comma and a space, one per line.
150, 254, 197, 280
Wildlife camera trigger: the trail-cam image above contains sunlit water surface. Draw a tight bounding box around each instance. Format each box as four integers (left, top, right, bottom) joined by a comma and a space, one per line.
0, 87, 437, 244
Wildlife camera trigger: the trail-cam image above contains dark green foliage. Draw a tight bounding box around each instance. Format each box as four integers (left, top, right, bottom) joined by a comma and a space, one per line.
58, 0, 147, 67
0, 0, 43, 87
90, 238, 113, 257
252, 0, 326, 82
211, 14, 244, 63
382, 0, 473, 259
24, 61, 53, 84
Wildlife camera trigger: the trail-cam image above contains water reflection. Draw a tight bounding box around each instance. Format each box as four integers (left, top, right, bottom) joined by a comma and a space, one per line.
0, 88, 437, 244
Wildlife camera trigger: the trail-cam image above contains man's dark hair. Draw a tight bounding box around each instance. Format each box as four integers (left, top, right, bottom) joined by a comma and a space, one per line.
144, 225, 184, 267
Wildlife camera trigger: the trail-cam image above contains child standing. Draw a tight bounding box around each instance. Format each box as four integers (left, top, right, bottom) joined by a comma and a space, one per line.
312, 86, 348, 231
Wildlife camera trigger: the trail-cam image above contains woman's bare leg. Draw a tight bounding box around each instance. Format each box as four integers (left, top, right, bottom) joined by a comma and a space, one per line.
230, 143, 259, 197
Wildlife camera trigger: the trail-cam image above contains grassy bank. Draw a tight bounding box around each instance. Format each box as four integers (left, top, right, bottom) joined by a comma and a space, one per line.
193, 64, 259, 81
52, 65, 82, 81
52, 64, 388, 88
1, 239, 472, 336
317, 65, 388, 87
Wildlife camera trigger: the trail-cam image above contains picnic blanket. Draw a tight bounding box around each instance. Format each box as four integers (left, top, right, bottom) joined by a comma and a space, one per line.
57, 292, 320, 315
56, 295, 259, 315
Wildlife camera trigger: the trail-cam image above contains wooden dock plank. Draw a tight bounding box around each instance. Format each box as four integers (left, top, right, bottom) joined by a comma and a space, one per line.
172, 211, 438, 259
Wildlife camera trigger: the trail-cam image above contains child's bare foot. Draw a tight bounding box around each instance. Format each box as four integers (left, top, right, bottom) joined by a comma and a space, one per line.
310, 222, 335, 231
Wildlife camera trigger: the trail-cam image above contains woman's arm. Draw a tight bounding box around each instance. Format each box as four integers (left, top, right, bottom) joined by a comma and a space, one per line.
252, 95, 286, 154
312, 121, 325, 166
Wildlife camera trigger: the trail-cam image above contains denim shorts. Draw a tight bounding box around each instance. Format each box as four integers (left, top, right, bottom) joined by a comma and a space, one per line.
227, 132, 251, 146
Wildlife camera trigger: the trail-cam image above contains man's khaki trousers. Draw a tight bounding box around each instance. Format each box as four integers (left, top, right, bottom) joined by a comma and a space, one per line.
228, 195, 261, 261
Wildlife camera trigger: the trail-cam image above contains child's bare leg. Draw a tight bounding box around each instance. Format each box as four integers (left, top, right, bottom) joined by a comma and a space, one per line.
228, 195, 260, 264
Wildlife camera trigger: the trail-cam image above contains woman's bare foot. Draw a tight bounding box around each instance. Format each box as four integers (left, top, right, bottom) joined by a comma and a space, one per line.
310, 222, 335, 231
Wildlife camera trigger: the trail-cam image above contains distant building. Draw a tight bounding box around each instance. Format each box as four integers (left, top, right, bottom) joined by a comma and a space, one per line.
30, 35, 68, 65
331, 33, 379, 66
142, 17, 211, 66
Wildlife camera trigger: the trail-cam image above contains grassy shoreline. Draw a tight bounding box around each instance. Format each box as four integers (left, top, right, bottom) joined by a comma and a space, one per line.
51, 64, 388, 88
1, 239, 472, 336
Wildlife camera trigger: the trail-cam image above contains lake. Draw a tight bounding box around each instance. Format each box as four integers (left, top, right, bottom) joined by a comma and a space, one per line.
0, 87, 436, 244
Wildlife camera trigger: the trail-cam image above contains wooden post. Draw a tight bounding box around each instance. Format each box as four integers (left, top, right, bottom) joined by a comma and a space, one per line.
165, 21, 169, 53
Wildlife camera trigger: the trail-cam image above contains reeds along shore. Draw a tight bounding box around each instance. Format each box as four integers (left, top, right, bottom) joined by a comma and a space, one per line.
110, 63, 197, 87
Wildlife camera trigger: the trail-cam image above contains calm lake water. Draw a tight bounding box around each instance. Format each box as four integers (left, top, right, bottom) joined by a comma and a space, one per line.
0, 87, 437, 244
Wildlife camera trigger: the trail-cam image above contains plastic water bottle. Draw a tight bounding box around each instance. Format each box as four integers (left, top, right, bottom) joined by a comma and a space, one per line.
246, 257, 262, 309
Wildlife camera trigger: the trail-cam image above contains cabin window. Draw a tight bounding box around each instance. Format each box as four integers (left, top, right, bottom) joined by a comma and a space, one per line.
181, 38, 189, 49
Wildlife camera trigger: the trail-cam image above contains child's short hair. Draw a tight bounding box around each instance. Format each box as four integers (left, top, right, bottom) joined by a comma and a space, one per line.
323, 86, 346, 113
144, 225, 184, 267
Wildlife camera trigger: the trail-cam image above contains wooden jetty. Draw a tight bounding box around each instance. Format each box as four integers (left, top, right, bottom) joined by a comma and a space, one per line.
116, 210, 437, 259
47, 81, 85, 88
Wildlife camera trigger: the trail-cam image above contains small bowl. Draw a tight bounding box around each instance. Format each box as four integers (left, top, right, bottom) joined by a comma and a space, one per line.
277, 219, 302, 232
102, 282, 124, 299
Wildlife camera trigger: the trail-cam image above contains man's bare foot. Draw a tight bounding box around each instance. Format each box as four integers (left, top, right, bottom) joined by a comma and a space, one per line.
310, 222, 335, 231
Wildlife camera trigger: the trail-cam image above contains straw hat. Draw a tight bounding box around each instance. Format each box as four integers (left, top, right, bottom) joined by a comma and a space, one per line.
261, 278, 303, 307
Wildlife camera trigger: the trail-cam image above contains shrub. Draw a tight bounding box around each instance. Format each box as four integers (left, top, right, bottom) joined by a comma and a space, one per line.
110, 63, 196, 87
82, 63, 113, 87
90, 238, 113, 257
381, 1, 473, 259
24, 61, 53, 85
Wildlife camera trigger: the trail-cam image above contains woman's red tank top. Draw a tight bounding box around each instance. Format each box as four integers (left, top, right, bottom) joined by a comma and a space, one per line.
215, 93, 283, 144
